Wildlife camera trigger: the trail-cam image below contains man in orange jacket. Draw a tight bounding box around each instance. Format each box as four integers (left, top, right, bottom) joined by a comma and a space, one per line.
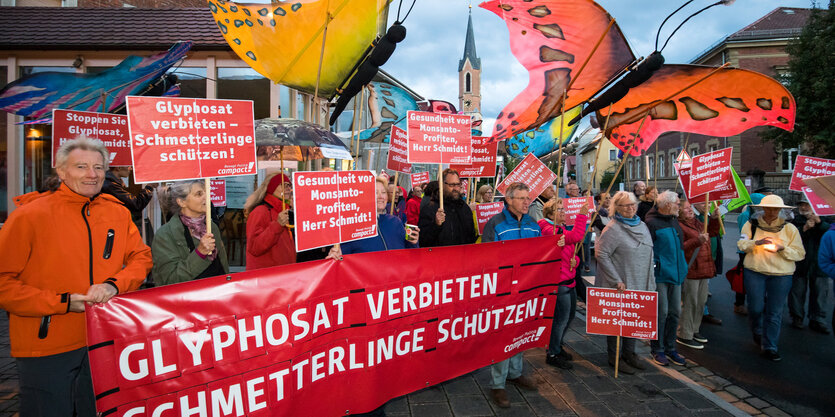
0, 137, 152, 416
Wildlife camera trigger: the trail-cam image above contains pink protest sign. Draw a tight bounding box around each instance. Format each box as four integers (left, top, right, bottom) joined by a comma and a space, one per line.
52, 109, 131, 167
564, 197, 595, 226
495, 153, 557, 200
586, 288, 658, 340
406, 111, 472, 164
687, 147, 737, 199
411, 172, 431, 188
790, 156, 835, 192
476, 202, 504, 235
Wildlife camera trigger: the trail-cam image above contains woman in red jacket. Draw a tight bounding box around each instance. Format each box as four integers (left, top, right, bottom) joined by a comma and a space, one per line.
677, 199, 718, 349
244, 173, 296, 270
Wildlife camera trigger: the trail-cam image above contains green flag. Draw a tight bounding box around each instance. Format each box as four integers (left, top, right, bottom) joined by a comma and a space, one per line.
726, 166, 751, 212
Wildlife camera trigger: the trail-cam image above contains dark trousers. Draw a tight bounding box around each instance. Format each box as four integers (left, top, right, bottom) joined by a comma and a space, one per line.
17, 347, 96, 417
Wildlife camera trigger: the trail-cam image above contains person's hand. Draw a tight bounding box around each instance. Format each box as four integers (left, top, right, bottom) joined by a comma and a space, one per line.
557, 235, 566, 247
570, 257, 578, 270
698, 233, 709, 244
326, 245, 343, 261
616, 282, 626, 292
406, 226, 420, 244
85, 283, 118, 304
579, 203, 589, 216
69, 293, 88, 312
435, 209, 446, 226
775, 244, 785, 252
755, 237, 772, 246
196, 233, 216, 256
277, 209, 291, 226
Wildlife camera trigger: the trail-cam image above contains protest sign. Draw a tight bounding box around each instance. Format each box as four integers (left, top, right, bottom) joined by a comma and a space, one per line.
292, 171, 378, 252
387, 126, 412, 174
789, 155, 835, 192
677, 163, 739, 201
802, 186, 835, 216
210, 179, 226, 207
52, 109, 131, 167
688, 147, 734, 199
475, 202, 504, 235
461, 179, 469, 197
406, 111, 472, 164
586, 288, 657, 339
803, 175, 835, 209
411, 172, 431, 188
564, 197, 595, 226
126, 96, 257, 183
496, 153, 557, 199
87, 236, 563, 417
449, 136, 498, 178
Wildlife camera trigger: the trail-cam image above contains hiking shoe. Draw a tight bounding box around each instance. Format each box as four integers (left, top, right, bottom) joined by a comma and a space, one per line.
490, 389, 510, 408
546, 354, 573, 370
507, 375, 537, 391
693, 333, 708, 343
608, 358, 636, 374
667, 351, 687, 366
676, 337, 704, 350
734, 305, 748, 315
557, 349, 574, 361
702, 314, 722, 325
810, 321, 831, 334
761, 350, 782, 362
791, 317, 804, 329
623, 353, 646, 370
652, 352, 669, 366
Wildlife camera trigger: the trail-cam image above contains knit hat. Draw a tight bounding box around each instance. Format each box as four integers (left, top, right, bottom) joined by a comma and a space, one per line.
752, 194, 792, 209
266, 173, 292, 196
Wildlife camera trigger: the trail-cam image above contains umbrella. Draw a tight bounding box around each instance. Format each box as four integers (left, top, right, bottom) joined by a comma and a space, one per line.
254, 118, 352, 162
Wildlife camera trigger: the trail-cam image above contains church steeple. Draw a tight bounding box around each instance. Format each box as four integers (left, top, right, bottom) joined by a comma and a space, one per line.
459, 7, 481, 114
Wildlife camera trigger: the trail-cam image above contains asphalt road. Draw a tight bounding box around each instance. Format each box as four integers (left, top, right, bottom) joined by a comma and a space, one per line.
679, 219, 835, 417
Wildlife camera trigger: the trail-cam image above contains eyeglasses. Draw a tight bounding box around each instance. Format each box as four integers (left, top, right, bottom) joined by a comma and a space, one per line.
510, 197, 532, 202
555, 208, 565, 212
444, 182, 461, 187
618, 203, 636, 208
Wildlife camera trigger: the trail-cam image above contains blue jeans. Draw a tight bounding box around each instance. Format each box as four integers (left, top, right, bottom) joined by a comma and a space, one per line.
651, 282, 681, 354
547, 285, 576, 357
490, 353, 523, 389
744, 269, 792, 352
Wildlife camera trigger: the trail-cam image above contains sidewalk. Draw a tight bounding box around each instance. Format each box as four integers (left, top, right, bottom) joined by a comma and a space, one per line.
0, 303, 780, 417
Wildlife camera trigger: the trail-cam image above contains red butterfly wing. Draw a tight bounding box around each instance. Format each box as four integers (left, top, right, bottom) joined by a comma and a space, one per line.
599, 65, 796, 156
481, 0, 635, 143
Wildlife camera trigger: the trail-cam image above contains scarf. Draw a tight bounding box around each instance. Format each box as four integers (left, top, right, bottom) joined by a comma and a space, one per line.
614, 212, 641, 227
180, 213, 217, 260
756, 217, 786, 233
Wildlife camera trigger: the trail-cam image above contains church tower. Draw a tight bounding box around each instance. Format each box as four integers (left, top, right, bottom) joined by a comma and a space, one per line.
458, 7, 481, 114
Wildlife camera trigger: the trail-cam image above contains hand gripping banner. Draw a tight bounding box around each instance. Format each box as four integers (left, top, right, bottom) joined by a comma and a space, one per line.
86, 237, 562, 416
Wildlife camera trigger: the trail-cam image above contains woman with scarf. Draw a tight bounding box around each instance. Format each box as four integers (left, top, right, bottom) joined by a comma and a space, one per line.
244, 172, 296, 270
152, 180, 229, 285
594, 191, 655, 374
676, 200, 718, 350
737, 195, 805, 361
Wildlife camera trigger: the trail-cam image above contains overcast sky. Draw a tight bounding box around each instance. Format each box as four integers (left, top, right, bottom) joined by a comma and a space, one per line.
382, 0, 817, 134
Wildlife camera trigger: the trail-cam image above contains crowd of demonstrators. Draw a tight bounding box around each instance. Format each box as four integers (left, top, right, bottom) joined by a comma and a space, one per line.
528, 181, 556, 221
676, 200, 718, 350
481, 182, 540, 408
538, 198, 589, 370
594, 191, 655, 374
417, 168, 477, 247
0, 138, 153, 415
637, 185, 657, 221
243, 172, 296, 270
737, 195, 805, 361
404, 185, 422, 225
152, 180, 230, 286
788, 199, 831, 334
645, 191, 688, 367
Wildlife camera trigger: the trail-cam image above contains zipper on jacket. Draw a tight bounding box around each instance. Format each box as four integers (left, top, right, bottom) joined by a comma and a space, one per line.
82, 202, 94, 285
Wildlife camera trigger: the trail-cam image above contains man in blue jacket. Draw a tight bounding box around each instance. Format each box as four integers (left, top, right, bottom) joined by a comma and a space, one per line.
644, 191, 688, 366
818, 223, 835, 338
482, 182, 540, 408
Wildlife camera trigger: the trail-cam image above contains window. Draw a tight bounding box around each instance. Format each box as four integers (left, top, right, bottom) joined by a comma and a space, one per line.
670, 152, 677, 176
782, 148, 798, 172
658, 155, 665, 178
609, 149, 617, 161
648, 156, 654, 180
218, 67, 270, 119
709, 144, 718, 153
628, 160, 634, 180
168, 67, 207, 98
465, 72, 471, 93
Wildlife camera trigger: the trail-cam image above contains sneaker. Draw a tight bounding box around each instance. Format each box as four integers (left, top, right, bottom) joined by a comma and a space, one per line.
693, 333, 708, 343
702, 314, 723, 325
490, 389, 510, 408
507, 375, 537, 391
583, 265, 591, 273
608, 358, 636, 374
809, 321, 831, 334
666, 351, 687, 366
652, 352, 669, 366
546, 354, 573, 370
676, 337, 704, 350
791, 317, 804, 329
734, 305, 748, 315
557, 349, 574, 361
761, 350, 782, 362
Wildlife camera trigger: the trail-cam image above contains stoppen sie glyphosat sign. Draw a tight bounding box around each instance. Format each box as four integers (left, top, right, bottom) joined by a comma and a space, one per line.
52, 109, 131, 167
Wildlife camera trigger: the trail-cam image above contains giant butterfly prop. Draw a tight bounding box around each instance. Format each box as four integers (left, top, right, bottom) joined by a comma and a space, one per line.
481, 0, 795, 156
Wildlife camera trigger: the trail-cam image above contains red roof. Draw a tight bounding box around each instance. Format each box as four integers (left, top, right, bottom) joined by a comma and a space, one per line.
0, 7, 229, 50
727, 7, 812, 41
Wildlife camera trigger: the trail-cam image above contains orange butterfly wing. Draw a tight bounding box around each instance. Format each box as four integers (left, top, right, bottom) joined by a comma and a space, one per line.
480, 0, 635, 143
598, 65, 796, 156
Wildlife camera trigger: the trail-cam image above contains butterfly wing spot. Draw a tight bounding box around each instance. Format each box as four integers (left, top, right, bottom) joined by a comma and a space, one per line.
525, 131, 535, 139
741, 118, 747, 122
225, 18, 229, 23
383, 98, 395, 107
499, 4, 513, 12
246, 51, 257, 61
242, 7, 251, 16
649, 101, 677, 120
535, 68, 571, 125
522, 146, 529, 153
229, 4, 237, 12
233, 38, 241, 45
257, 20, 263, 26
533, 23, 565, 39
679, 97, 719, 121
497, 111, 504, 119
511, 143, 519, 151
270, 19, 276, 26
218, 4, 227, 13
291, 3, 302, 12
257, 7, 268, 16
381, 107, 397, 120
234, 19, 245, 28
274, 7, 286, 16
528, 5, 551, 18
209, 2, 217, 12
496, 123, 504, 131
756, 98, 772, 110
508, 112, 515, 118
716, 97, 750, 112
217, 21, 228, 34
777, 116, 789, 124
540, 46, 575, 64
521, 30, 527, 35
511, 120, 519, 126
245, 19, 254, 27
781, 96, 791, 109
380, 90, 392, 97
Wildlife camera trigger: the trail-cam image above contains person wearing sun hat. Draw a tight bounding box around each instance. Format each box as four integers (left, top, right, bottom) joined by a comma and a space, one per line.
737, 194, 805, 361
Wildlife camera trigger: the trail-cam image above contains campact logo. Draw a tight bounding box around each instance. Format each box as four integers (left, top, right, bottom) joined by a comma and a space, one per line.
503, 327, 546, 353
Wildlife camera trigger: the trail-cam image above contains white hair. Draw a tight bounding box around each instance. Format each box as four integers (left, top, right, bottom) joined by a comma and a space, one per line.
608, 191, 637, 214
55, 135, 109, 170
655, 190, 679, 210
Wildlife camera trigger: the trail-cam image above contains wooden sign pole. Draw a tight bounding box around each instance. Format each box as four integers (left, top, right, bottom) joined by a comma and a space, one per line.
204, 178, 212, 232
438, 164, 444, 211
390, 172, 399, 215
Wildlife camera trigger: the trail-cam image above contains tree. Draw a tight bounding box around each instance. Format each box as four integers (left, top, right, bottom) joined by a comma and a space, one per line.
765, 1, 835, 158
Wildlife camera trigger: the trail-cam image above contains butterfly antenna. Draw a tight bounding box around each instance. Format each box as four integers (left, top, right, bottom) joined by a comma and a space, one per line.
654, 0, 696, 51
660, 0, 736, 52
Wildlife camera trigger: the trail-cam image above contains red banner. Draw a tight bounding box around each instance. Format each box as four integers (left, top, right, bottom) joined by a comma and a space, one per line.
496, 153, 557, 200
210, 179, 226, 207
564, 197, 595, 227
449, 136, 498, 178
406, 111, 472, 164
411, 172, 431, 188
126, 96, 257, 183
386, 126, 412, 174
52, 109, 131, 167
585, 288, 658, 339
678, 163, 738, 201
86, 237, 562, 416
476, 202, 504, 235
802, 186, 835, 216
789, 155, 835, 192
292, 171, 378, 252
688, 147, 734, 199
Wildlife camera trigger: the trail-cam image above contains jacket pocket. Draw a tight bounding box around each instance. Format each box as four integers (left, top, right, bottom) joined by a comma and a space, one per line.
103, 229, 115, 259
